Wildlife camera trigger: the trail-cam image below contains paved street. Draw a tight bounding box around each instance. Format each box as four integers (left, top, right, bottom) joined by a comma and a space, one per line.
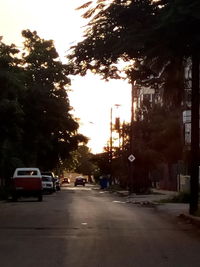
0, 184, 200, 267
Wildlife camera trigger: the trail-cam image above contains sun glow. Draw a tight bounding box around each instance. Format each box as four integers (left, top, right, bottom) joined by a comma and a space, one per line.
69, 73, 131, 153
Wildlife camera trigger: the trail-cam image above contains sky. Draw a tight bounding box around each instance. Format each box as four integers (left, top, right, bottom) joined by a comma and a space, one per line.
0, 0, 131, 153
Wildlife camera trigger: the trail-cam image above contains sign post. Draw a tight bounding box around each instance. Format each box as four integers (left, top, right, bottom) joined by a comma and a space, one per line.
128, 154, 136, 162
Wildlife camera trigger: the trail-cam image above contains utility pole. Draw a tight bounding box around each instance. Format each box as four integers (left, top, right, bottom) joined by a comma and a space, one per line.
114, 104, 121, 150
109, 107, 113, 175
129, 80, 135, 192
122, 121, 125, 151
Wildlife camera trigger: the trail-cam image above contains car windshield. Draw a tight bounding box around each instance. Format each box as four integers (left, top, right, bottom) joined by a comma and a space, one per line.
18, 170, 38, 176
41, 172, 54, 177
42, 176, 52, 182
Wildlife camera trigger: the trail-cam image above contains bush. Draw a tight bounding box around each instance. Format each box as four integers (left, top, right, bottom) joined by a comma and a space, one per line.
171, 192, 190, 203
108, 184, 125, 191
160, 192, 190, 203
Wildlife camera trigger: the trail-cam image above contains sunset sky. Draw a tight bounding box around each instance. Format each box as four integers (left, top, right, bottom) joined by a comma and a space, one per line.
0, 0, 131, 153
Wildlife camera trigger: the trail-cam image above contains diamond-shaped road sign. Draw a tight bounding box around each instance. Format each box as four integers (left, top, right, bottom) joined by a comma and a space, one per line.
128, 154, 136, 162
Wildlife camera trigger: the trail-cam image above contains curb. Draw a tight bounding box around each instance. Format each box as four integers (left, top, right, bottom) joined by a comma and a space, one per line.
125, 199, 158, 207
178, 213, 200, 228
116, 191, 130, 197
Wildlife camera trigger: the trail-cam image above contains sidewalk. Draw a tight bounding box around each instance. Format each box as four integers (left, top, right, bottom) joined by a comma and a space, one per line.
116, 188, 178, 202
115, 188, 200, 228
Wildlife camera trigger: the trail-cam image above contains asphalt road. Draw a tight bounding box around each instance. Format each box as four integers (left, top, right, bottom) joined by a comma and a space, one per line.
0, 184, 200, 267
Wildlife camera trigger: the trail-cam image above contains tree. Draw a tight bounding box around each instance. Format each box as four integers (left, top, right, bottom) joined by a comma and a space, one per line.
69, 0, 160, 78
62, 145, 97, 182
21, 30, 87, 170
69, 0, 200, 214
155, 0, 200, 216
0, 40, 25, 183
0, 31, 87, 188
74, 145, 97, 177
93, 151, 110, 176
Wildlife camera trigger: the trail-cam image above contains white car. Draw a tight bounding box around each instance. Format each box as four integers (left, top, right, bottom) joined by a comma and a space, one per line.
42, 175, 54, 193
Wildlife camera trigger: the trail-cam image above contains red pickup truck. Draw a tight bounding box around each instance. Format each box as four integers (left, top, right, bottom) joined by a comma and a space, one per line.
11, 168, 43, 201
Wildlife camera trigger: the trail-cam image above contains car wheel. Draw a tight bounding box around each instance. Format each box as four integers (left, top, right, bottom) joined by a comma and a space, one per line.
38, 194, 43, 202
12, 196, 18, 202
12, 193, 18, 202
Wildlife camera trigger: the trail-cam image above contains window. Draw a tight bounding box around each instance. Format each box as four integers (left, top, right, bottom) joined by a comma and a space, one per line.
17, 170, 38, 176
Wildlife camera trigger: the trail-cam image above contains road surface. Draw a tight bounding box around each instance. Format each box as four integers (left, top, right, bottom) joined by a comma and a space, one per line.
0, 184, 200, 267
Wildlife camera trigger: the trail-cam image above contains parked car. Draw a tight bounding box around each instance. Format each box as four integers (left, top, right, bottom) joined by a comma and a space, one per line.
11, 168, 43, 201
42, 175, 54, 194
41, 171, 56, 192
74, 177, 86, 187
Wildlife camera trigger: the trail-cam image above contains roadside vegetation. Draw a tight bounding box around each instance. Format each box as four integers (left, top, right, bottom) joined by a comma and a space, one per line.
0, 30, 87, 190
67, 0, 200, 214
158, 192, 191, 204
0, 1, 199, 214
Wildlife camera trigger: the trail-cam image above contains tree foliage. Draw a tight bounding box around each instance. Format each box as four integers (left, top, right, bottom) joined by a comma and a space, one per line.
133, 104, 182, 166
20, 30, 87, 170
70, 145, 97, 176
0, 31, 87, 183
0, 41, 25, 181
69, 0, 161, 79
69, 0, 200, 105
67, 0, 200, 196
71, 0, 200, 64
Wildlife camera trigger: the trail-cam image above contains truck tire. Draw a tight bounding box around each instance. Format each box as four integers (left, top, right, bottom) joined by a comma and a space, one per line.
12, 193, 18, 202
38, 194, 43, 202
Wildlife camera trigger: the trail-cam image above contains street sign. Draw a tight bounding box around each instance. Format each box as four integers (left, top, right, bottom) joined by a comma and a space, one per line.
128, 154, 136, 162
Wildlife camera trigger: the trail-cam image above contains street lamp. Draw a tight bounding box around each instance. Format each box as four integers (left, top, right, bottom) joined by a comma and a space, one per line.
109, 104, 122, 159
114, 104, 121, 149
129, 80, 136, 192
109, 104, 122, 180
109, 107, 113, 164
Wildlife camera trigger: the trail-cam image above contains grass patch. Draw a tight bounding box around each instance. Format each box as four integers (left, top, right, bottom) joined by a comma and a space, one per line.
158, 192, 190, 203
194, 209, 200, 217
108, 184, 126, 192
